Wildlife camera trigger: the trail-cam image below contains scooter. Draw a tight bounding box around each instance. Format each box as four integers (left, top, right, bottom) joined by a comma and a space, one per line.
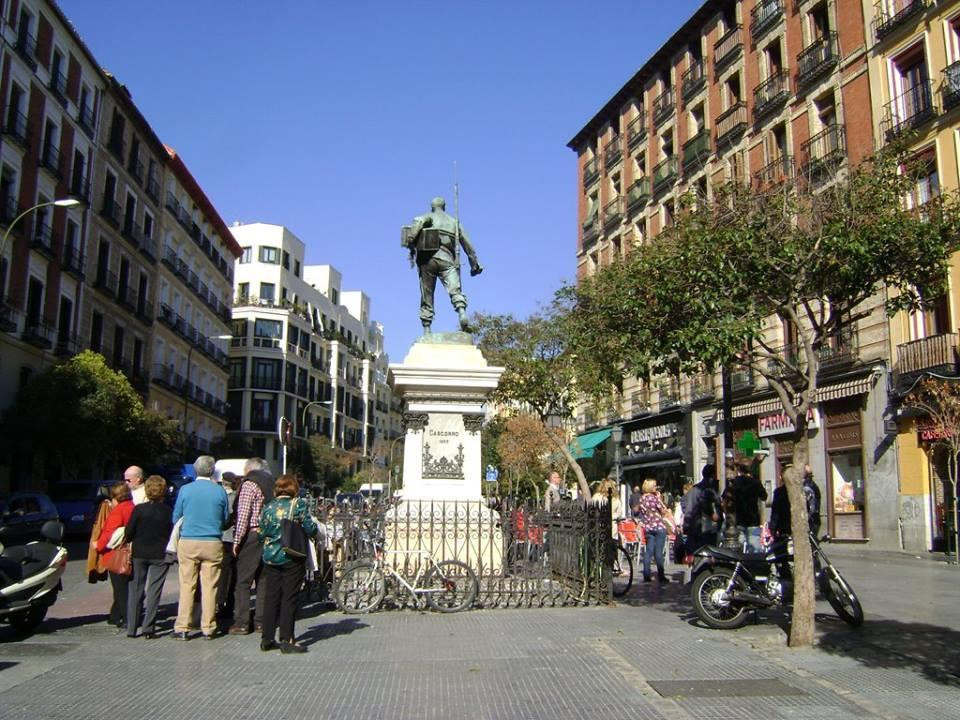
0, 520, 68, 632
689, 532, 863, 630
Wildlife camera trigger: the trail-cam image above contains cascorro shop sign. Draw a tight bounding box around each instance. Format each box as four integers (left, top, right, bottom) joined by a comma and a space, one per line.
758, 407, 820, 438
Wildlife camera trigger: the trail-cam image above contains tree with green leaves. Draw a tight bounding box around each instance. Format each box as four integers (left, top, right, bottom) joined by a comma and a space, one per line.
3, 351, 180, 480
471, 301, 592, 501
568, 144, 959, 646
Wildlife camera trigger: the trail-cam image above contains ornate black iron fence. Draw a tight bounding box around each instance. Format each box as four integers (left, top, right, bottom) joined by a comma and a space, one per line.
308, 497, 613, 608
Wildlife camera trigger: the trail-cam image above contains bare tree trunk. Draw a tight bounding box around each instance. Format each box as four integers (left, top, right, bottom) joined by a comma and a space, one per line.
549, 433, 592, 504
785, 433, 816, 647
950, 450, 959, 564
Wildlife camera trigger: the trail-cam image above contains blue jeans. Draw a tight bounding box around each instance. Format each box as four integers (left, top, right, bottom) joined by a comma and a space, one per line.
643, 528, 667, 580
738, 525, 762, 552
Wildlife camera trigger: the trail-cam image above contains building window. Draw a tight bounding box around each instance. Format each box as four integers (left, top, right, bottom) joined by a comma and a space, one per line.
254, 319, 282, 348
240, 246, 252, 264
282, 250, 290, 269
143, 212, 154, 239
237, 282, 249, 301
229, 358, 246, 387
250, 396, 277, 430
259, 282, 275, 303
259, 246, 280, 264
906, 149, 939, 209
252, 359, 282, 390
294, 260, 301, 277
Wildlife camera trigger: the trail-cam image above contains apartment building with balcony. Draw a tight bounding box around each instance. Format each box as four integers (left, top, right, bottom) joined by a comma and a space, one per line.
0, 0, 102, 413
227, 223, 395, 471
568, 0, 903, 546
79, 74, 165, 401
150, 148, 239, 456
865, 0, 960, 552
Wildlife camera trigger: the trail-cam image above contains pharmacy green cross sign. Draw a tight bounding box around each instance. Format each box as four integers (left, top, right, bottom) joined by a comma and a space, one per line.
736, 431, 761, 457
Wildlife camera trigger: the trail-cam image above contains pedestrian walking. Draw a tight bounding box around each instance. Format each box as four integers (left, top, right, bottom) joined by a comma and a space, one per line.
682, 465, 722, 552
229, 458, 274, 634
86, 487, 111, 584
732, 464, 767, 552
258, 474, 318, 654
637, 479, 670, 583
628, 485, 643, 518
172, 455, 230, 641
96, 482, 135, 629
125, 475, 173, 639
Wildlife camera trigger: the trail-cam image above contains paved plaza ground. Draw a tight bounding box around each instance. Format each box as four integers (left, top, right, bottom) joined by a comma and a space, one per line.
0, 542, 957, 719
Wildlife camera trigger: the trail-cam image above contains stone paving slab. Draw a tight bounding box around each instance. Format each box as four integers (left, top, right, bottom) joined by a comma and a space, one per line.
2, 579, 959, 720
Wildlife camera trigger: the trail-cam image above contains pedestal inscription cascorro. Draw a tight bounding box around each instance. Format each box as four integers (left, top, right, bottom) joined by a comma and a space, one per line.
387, 332, 505, 570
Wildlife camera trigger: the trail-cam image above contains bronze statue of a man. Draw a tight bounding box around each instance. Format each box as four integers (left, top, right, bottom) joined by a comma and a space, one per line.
402, 197, 482, 333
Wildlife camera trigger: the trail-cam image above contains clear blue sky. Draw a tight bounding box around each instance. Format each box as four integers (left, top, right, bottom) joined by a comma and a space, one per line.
58, 0, 702, 360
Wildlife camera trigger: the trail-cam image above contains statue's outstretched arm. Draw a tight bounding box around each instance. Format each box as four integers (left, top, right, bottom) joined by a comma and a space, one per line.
459, 227, 483, 275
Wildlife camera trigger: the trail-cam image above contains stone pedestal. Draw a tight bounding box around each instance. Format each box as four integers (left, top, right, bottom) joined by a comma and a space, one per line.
388, 332, 504, 501
386, 332, 505, 572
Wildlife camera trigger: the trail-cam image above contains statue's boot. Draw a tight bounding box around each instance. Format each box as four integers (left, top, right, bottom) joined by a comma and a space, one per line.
422, 322, 432, 335
458, 309, 471, 332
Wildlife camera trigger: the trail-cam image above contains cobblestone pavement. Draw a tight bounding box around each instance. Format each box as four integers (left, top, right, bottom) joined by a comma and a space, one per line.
0, 545, 957, 719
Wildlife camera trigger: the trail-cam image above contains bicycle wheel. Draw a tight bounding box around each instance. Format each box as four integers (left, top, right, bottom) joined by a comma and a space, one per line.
424, 560, 479, 612
612, 544, 634, 598
334, 561, 386, 614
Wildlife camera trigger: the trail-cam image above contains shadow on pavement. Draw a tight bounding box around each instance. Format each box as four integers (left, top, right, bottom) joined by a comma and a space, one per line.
816, 618, 960, 687
297, 617, 369, 647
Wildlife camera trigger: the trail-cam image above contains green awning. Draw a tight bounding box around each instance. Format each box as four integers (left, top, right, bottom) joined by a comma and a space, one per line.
570, 428, 612, 460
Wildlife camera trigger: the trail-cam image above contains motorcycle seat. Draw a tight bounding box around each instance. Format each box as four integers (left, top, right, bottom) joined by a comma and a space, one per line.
1, 544, 57, 581
701, 544, 770, 563
0, 555, 22, 584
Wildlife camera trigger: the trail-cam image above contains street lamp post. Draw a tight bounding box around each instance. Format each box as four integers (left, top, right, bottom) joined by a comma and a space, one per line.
181, 333, 232, 461
301, 399, 333, 438
0, 198, 81, 262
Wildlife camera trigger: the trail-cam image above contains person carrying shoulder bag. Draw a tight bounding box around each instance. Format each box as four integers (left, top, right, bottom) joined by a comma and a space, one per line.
257, 475, 318, 654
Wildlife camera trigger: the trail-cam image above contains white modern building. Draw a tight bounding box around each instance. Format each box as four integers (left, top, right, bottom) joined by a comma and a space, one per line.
227, 222, 396, 470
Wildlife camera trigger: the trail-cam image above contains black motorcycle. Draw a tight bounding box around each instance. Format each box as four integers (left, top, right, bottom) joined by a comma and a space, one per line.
689, 532, 863, 629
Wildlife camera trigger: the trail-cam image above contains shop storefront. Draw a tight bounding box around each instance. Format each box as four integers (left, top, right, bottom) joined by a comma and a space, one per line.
823, 398, 867, 540
619, 410, 692, 506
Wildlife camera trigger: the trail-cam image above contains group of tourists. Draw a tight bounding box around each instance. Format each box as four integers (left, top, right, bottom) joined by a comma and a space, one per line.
86, 457, 318, 654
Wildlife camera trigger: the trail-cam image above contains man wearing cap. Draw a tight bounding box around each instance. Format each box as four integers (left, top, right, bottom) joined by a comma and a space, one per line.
403, 196, 483, 334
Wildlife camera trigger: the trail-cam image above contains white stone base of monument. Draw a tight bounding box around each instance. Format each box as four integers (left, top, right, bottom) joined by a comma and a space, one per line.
386, 333, 507, 574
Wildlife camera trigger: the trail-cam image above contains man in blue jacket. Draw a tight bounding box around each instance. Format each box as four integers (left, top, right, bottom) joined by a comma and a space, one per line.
172, 455, 229, 640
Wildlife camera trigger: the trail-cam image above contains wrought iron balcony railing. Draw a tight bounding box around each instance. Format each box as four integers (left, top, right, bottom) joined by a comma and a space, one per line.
626, 177, 650, 212
627, 112, 647, 147
48, 70, 68, 103
873, 0, 928, 41
652, 88, 675, 126
31, 221, 54, 258
714, 25, 742, 71
77, 104, 95, 137
602, 197, 622, 228
2, 110, 28, 148
682, 129, 711, 172
39, 143, 61, 178
658, 378, 680, 409
799, 124, 845, 178
681, 60, 706, 101
881, 82, 936, 141
14, 30, 37, 68
603, 137, 622, 169
819, 326, 859, 368
797, 32, 839, 88
652, 156, 679, 194
942, 60, 960, 112
583, 157, 599, 187
754, 154, 794, 189
716, 102, 748, 145
751, 0, 784, 40
688, 373, 716, 402
753, 71, 790, 119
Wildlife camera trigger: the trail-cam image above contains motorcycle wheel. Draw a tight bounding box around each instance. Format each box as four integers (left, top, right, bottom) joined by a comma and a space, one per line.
691, 568, 750, 630
8, 601, 51, 633
819, 566, 864, 627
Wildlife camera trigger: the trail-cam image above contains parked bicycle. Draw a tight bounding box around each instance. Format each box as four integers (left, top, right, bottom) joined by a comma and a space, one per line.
334, 529, 479, 613
611, 518, 640, 597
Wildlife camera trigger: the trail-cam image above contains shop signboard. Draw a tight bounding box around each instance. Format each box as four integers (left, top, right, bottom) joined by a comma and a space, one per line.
757, 407, 820, 438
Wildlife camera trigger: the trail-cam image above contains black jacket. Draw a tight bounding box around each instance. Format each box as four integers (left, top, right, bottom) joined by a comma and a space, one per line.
125, 501, 174, 560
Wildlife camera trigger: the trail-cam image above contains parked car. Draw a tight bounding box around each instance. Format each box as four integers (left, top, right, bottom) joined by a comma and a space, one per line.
0, 493, 60, 545
49, 482, 109, 537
